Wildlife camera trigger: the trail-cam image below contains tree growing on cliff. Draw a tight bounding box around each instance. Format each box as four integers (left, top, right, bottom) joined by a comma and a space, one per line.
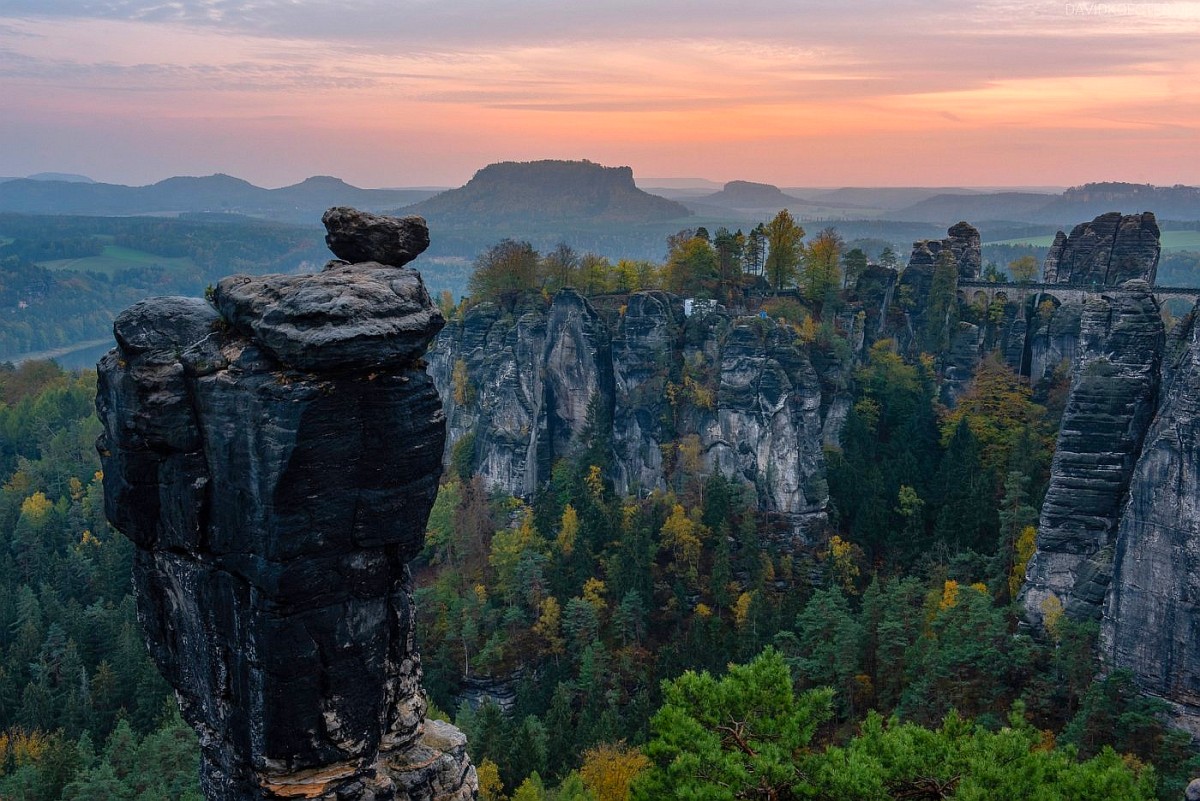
712, 227, 745, 305
763, 210, 804, 293
802, 226, 842, 311
663, 231, 718, 295
842, 247, 868, 289
469, 239, 541, 303
921, 248, 959, 354
743, 223, 767, 276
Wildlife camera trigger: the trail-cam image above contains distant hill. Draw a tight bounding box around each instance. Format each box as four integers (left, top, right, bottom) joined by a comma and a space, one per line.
893, 191, 1056, 224
402, 160, 689, 226
0, 174, 438, 223
1044, 183, 1200, 221
678, 180, 880, 220
0, 172, 96, 185
698, 180, 801, 207
893, 182, 1200, 224
28, 172, 95, 183
802, 187, 984, 211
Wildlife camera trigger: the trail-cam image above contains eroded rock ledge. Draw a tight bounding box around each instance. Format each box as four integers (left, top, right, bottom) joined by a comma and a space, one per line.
96, 208, 477, 801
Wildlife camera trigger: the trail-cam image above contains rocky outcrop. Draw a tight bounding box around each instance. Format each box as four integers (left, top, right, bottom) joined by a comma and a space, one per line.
322, 207, 430, 266
1101, 300, 1200, 736
609, 291, 684, 495
708, 319, 826, 520
904, 221, 981, 283
96, 212, 476, 801
1021, 282, 1163, 625
885, 222, 980, 358
946, 221, 982, 281
1040, 231, 1069, 283
1042, 211, 1160, 286
430, 291, 832, 534
426, 289, 611, 496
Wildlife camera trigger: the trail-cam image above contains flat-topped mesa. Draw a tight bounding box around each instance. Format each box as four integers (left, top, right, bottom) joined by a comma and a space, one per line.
96, 209, 477, 801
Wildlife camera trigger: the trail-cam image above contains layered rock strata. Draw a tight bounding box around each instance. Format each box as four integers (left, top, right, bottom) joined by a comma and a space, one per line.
1101, 301, 1200, 736
1021, 282, 1163, 625
96, 208, 477, 801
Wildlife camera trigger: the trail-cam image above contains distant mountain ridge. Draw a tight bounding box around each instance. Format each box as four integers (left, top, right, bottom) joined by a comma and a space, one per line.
3, 169, 1196, 235
402, 160, 690, 225
0, 174, 438, 223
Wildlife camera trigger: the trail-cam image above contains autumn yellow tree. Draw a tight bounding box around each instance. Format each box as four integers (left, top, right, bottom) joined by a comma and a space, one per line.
941, 354, 1048, 474
1009, 254, 1039, 283
579, 743, 650, 801
477, 759, 507, 801
763, 209, 804, 293
556, 504, 579, 556
802, 226, 842, 310
469, 239, 542, 302
659, 504, 703, 580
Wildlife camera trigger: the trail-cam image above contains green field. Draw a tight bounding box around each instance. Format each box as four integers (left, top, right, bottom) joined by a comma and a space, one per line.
39, 245, 195, 275
986, 230, 1200, 252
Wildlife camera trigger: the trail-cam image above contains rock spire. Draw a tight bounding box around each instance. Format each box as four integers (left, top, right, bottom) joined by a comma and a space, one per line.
96, 208, 477, 800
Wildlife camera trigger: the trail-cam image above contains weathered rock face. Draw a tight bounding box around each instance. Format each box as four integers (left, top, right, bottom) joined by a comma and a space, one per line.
1041, 231, 1069, 283
1042, 211, 1160, 286
905, 221, 981, 283
1021, 282, 1163, 625
426, 289, 612, 496
946, 221, 982, 281
707, 319, 827, 519
941, 321, 984, 403
609, 291, 683, 496
1101, 300, 1200, 736
885, 222, 979, 358
1027, 299, 1083, 385
430, 290, 833, 534
97, 211, 476, 801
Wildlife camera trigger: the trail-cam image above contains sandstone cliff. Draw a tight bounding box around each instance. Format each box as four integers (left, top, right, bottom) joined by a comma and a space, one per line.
1042, 211, 1160, 286
1101, 300, 1200, 737
429, 290, 833, 534
1020, 283, 1163, 624
96, 209, 476, 801
1019, 275, 1200, 736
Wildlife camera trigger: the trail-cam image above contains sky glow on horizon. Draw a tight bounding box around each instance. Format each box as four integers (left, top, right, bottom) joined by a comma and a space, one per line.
0, 1, 1198, 189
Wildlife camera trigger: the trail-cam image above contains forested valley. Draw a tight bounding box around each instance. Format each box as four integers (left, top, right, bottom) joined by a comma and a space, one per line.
1, 214, 1198, 801
0, 215, 332, 361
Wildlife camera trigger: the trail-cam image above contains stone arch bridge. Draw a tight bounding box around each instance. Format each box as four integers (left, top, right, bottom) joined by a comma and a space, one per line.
958, 280, 1200, 309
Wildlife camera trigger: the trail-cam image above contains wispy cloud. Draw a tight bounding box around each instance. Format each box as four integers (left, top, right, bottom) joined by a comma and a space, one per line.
0, 1, 1197, 185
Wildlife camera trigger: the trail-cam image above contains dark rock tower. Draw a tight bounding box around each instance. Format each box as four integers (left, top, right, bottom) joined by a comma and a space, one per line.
96, 208, 477, 800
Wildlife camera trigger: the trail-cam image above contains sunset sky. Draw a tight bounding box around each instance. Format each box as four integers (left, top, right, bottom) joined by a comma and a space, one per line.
1, 0, 1198, 188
